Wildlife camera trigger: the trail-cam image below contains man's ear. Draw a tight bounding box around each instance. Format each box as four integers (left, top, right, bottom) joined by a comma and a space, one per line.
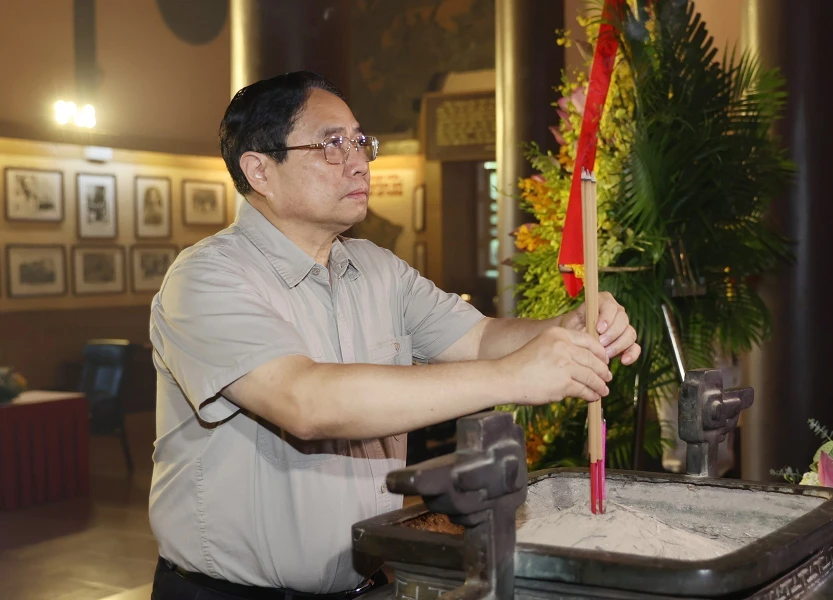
240, 152, 272, 197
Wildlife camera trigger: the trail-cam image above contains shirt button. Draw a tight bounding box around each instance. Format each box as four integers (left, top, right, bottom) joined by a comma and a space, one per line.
394, 342, 400, 351
311, 267, 320, 276
380, 484, 387, 494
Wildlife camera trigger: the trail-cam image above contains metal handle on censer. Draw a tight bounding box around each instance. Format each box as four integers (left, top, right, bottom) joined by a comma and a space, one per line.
678, 368, 754, 478
386, 412, 527, 600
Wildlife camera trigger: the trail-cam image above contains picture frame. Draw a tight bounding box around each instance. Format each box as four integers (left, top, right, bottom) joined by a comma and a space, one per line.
77, 173, 118, 239
134, 176, 171, 239
71, 245, 126, 295
5, 244, 67, 298
4, 167, 64, 222
182, 180, 226, 226
413, 184, 426, 233
130, 245, 178, 293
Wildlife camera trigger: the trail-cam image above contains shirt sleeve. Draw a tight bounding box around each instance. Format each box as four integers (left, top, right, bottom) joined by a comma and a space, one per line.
391, 253, 485, 361
150, 249, 311, 423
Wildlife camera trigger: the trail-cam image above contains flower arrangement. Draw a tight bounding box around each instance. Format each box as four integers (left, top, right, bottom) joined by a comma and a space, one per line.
773, 420, 833, 487
505, 0, 793, 471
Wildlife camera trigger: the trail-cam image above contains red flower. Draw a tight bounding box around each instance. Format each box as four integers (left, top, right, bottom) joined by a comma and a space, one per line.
820, 451, 833, 488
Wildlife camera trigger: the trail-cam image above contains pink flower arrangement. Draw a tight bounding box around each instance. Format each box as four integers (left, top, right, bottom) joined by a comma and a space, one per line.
820, 450, 833, 487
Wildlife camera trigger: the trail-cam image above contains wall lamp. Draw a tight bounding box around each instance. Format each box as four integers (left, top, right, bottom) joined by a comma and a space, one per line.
54, 100, 96, 128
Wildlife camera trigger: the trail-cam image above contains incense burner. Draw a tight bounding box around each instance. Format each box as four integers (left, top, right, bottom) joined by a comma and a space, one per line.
352, 370, 833, 599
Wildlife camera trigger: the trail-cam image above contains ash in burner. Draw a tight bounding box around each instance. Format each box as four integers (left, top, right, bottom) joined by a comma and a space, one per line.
398, 474, 826, 562
516, 474, 825, 561
517, 501, 733, 560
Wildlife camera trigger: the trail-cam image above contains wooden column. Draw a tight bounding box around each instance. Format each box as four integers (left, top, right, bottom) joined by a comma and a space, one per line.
230, 0, 350, 98
741, 0, 833, 480
496, 0, 565, 316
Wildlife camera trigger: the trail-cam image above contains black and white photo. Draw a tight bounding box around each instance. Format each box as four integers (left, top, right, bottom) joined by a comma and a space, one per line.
72, 245, 126, 295
182, 180, 226, 225
135, 176, 171, 238
4, 167, 64, 222
6, 245, 67, 297
131, 245, 178, 292
77, 173, 118, 238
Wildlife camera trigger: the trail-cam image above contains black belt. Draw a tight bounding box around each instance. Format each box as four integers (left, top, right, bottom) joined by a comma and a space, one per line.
161, 557, 385, 600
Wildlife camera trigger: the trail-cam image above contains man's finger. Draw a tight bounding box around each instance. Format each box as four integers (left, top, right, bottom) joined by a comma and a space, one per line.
604, 325, 638, 359
565, 380, 602, 403
599, 309, 629, 347
571, 365, 609, 398
571, 347, 613, 382
620, 342, 642, 366
597, 296, 620, 335
564, 330, 608, 364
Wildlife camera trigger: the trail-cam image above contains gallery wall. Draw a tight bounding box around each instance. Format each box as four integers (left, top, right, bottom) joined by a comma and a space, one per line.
0, 137, 235, 315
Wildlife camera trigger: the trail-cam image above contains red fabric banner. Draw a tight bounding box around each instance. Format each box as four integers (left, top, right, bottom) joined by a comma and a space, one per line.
558, 0, 627, 297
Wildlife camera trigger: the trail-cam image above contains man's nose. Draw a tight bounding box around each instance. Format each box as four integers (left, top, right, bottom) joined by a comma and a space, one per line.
344, 142, 369, 174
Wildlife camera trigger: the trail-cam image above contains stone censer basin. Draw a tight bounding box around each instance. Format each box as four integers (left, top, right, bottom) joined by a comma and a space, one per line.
352, 370, 833, 599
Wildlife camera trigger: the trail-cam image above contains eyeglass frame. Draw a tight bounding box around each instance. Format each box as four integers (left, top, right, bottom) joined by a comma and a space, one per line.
261, 134, 379, 165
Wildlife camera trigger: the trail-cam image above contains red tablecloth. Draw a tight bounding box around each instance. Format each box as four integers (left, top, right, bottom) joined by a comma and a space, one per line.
0, 391, 90, 510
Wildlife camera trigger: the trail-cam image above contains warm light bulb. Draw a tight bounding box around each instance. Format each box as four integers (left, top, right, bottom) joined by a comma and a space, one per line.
54, 100, 78, 125
54, 101, 67, 124
74, 104, 96, 128
460, 293, 472, 302
55, 100, 95, 128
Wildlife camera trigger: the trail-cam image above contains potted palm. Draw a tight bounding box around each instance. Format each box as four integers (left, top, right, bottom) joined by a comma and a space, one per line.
506, 0, 793, 470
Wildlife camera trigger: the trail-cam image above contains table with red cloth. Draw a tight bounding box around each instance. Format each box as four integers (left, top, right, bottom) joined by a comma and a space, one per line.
0, 391, 90, 510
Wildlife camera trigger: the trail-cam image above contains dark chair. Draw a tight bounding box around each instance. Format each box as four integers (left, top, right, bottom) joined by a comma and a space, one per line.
79, 339, 134, 472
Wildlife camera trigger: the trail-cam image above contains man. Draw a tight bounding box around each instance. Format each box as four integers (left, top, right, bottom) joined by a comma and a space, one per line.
149, 71, 640, 600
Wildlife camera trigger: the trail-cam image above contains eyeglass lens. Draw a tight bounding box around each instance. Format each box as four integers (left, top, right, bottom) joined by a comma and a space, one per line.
323, 136, 378, 164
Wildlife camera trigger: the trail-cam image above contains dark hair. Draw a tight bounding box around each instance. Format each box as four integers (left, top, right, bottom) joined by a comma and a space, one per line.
219, 71, 344, 196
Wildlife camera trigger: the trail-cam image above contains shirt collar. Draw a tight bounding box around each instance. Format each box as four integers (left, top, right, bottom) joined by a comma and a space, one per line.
236, 200, 360, 287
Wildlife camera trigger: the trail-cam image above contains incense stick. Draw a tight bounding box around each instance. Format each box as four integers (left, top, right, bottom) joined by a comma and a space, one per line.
581, 169, 604, 514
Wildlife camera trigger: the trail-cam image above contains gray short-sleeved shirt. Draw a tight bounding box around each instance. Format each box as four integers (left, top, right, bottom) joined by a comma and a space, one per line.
148, 200, 484, 593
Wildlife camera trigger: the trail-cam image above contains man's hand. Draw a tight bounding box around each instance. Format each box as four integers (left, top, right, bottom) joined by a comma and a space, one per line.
499, 327, 613, 404
561, 292, 641, 365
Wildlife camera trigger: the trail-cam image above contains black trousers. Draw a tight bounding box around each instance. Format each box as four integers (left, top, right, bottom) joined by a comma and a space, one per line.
152, 557, 387, 600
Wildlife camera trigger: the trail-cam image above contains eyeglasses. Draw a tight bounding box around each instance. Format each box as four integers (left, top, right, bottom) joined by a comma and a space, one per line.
263, 134, 379, 165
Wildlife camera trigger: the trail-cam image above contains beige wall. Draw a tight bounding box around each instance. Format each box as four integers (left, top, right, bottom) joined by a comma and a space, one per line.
0, 0, 76, 131
95, 1, 230, 152
693, 0, 743, 56
0, 0, 230, 156
0, 137, 234, 314
563, 0, 589, 76
361, 153, 425, 268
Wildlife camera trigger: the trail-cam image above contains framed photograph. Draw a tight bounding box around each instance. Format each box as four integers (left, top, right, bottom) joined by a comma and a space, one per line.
414, 241, 427, 275
131, 245, 178, 292
412, 184, 426, 233
135, 176, 171, 238
4, 167, 64, 222
77, 173, 118, 238
6, 245, 67, 298
71, 245, 126, 295
183, 180, 226, 225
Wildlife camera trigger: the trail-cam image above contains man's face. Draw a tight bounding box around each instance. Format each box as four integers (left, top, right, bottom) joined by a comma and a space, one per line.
266, 89, 371, 233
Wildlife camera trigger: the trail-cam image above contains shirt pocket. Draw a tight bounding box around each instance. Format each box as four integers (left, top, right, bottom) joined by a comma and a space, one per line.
369, 335, 413, 366
256, 420, 348, 468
